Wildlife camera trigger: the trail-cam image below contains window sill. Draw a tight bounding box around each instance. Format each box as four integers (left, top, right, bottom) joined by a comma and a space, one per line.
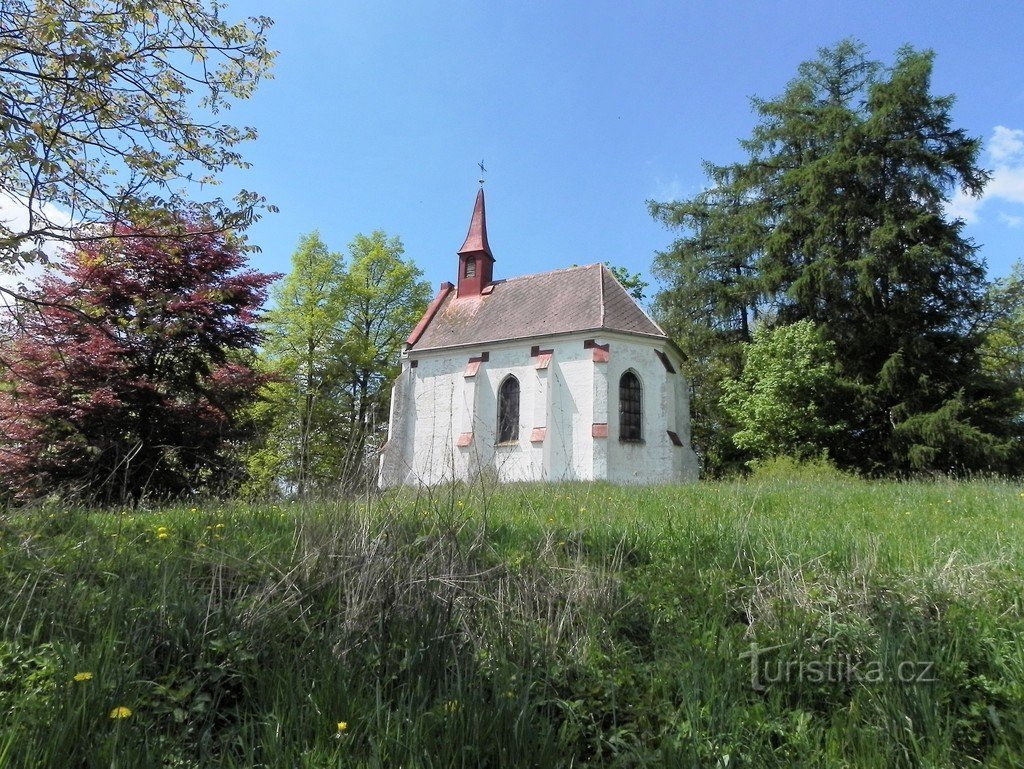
619, 438, 645, 445
495, 440, 520, 447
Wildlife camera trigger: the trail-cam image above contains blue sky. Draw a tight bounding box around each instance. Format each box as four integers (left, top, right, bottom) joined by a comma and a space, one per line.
221, 1, 1024, 297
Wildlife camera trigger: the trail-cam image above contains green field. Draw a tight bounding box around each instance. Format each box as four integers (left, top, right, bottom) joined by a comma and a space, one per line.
2, 466, 1023, 767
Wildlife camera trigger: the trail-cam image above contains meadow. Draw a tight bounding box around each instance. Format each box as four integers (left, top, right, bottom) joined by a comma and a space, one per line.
1, 463, 1023, 767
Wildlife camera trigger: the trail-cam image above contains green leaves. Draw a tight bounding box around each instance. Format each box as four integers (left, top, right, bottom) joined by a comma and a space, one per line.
0, 1, 276, 269
249, 230, 430, 496
721, 320, 845, 462
652, 40, 1017, 475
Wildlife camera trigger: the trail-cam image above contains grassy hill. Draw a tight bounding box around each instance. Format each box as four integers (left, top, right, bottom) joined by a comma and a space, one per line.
2, 465, 1023, 767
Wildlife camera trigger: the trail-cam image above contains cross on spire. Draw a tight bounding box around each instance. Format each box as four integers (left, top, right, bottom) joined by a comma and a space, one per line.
478, 159, 486, 186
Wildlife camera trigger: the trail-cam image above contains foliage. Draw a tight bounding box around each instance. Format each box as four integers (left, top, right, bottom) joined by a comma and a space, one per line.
721, 320, 845, 462
1, 478, 1023, 766
251, 230, 429, 496
247, 232, 348, 496
0, 0, 275, 275
0, 222, 275, 503
980, 262, 1024, 417
338, 231, 431, 486
650, 40, 1021, 475
606, 263, 648, 302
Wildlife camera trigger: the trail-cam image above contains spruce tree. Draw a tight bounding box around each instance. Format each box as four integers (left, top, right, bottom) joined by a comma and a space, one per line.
652, 40, 1021, 474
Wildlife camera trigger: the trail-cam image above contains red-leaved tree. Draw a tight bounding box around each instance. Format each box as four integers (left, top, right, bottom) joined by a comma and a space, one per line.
0, 223, 276, 503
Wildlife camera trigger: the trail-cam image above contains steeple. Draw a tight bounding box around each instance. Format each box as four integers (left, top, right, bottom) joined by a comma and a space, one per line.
456, 187, 494, 296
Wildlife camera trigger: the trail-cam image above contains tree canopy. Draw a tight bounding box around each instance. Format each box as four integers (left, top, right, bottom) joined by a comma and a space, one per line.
248, 230, 429, 496
0, 222, 275, 502
651, 40, 1021, 475
0, 0, 275, 277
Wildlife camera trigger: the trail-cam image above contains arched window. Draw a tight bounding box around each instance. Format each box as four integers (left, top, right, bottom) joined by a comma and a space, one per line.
497, 375, 520, 443
465, 256, 477, 278
619, 371, 642, 441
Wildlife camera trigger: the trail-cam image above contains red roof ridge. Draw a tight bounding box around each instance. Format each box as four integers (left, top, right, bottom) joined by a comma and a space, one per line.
405, 281, 454, 347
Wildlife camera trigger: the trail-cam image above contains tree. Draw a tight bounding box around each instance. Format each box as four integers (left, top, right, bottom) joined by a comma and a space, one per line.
720, 320, 845, 461
248, 232, 349, 496
651, 40, 1021, 475
607, 264, 648, 302
0, 1, 275, 278
250, 230, 429, 497
335, 231, 430, 489
0, 221, 275, 502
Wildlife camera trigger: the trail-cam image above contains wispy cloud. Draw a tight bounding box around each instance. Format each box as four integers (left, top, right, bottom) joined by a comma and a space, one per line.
947, 125, 1024, 226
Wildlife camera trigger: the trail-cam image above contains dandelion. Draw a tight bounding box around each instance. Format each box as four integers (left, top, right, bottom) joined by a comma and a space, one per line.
215, 523, 225, 529
73, 672, 93, 682
157, 532, 169, 540
190, 507, 198, 513
457, 500, 464, 507
109, 706, 132, 719
335, 721, 348, 737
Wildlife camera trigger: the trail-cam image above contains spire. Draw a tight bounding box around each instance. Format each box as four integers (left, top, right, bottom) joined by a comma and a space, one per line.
458, 187, 492, 258
456, 186, 495, 296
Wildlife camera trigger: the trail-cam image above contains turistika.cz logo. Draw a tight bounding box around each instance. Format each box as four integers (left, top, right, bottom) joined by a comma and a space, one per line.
740, 642, 937, 692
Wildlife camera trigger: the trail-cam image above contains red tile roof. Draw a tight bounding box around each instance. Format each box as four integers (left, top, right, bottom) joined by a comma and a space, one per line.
408, 263, 665, 351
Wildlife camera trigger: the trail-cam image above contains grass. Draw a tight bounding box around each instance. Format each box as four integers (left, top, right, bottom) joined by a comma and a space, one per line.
1, 468, 1023, 767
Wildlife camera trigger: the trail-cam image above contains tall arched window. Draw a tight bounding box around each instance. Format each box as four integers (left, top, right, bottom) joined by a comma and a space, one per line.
619, 371, 642, 441
464, 256, 477, 278
497, 375, 520, 443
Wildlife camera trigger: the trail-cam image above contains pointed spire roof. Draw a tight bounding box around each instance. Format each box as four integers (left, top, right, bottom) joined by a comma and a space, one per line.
457, 187, 492, 258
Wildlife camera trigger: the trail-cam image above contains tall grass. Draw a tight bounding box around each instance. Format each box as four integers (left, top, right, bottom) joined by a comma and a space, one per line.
1, 470, 1023, 767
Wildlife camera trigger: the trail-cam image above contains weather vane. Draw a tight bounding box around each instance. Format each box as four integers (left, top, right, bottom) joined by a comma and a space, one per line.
478, 159, 486, 186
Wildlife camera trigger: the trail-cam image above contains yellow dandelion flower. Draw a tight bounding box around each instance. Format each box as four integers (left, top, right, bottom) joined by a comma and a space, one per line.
109, 706, 132, 719
337, 721, 348, 732
190, 507, 198, 513
157, 526, 168, 533
73, 672, 93, 682
157, 532, 169, 540
215, 523, 226, 529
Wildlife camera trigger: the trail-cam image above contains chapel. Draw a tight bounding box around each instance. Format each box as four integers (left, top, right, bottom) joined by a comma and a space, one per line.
378, 187, 699, 486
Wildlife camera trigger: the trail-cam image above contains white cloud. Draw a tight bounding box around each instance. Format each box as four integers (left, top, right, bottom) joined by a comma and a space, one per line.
990, 126, 1024, 164
0, 193, 72, 306
947, 188, 983, 224
945, 125, 1024, 227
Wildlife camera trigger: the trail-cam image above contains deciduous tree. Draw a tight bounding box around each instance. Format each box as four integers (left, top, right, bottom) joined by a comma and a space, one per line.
249, 230, 429, 497
0, 0, 275, 278
0, 222, 275, 502
248, 232, 348, 496
720, 320, 845, 461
